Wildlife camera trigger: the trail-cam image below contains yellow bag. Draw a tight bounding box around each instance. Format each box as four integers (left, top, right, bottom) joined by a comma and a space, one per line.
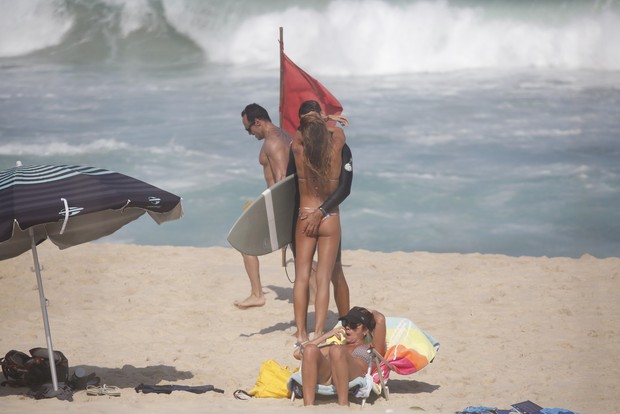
248, 359, 298, 398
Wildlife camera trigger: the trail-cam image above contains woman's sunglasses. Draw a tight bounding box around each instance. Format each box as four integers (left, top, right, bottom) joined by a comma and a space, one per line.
341, 319, 360, 329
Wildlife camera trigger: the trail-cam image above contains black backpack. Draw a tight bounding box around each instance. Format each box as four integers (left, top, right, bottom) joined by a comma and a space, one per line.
1, 348, 69, 388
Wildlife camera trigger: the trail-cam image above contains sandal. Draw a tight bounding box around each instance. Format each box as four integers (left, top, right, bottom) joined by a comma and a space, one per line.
87, 384, 121, 397
233, 389, 253, 400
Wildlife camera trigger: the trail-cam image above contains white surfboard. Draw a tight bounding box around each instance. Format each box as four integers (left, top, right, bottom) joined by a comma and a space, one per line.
227, 174, 296, 256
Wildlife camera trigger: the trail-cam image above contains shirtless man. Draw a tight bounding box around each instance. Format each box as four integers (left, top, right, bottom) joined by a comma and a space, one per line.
235, 103, 292, 309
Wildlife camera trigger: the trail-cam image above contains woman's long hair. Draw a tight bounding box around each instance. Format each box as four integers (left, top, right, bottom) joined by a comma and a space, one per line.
299, 112, 333, 193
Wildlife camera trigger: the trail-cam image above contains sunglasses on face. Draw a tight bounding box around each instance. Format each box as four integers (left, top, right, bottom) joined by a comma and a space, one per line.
245, 120, 255, 134
341, 319, 360, 330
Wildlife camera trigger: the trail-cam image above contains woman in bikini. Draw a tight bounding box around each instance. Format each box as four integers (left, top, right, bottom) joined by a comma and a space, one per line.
291, 111, 345, 345
294, 307, 387, 406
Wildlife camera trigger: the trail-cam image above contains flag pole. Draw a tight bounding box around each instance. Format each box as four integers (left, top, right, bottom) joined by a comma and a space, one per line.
279, 26, 288, 269
279, 26, 284, 129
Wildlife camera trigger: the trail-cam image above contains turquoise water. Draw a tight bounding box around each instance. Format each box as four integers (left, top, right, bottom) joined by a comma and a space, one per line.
1, 0, 619, 258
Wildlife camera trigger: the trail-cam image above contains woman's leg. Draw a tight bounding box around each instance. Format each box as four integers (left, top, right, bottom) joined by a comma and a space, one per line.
301, 344, 331, 406
293, 219, 317, 344
313, 216, 341, 337
331, 240, 351, 317
328, 345, 366, 406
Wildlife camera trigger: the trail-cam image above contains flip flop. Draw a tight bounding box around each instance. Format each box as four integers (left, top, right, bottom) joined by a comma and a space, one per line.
233, 389, 253, 400
87, 384, 121, 397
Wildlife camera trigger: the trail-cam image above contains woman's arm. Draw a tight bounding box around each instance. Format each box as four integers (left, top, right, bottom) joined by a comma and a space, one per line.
293, 326, 346, 360
371, 310, 387, 356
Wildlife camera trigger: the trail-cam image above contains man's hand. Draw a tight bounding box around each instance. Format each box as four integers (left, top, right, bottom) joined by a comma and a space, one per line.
325, 114, 349, 127
298, 208, 324, 237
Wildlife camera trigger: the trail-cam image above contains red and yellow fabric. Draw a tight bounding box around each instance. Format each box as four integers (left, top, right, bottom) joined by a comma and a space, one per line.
372, 317, 439, 382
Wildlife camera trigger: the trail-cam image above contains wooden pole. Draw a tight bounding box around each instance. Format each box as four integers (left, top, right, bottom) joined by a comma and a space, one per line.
279, 26, 284, 129
279, 27, 288, 268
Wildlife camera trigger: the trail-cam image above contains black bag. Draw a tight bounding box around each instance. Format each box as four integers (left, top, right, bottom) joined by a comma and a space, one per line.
1, 348, 69, 388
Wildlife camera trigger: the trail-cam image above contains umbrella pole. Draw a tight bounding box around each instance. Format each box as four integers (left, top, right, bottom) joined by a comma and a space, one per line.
29, 228, 59, 391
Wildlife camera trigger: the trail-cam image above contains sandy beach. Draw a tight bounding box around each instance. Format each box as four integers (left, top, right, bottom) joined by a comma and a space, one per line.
1, 243, 618, 413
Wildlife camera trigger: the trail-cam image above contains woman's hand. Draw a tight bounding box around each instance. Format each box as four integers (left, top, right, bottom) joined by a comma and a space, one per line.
293, 326, 345, 359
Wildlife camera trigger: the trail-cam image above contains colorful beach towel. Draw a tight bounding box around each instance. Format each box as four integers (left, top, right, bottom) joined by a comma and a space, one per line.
372, 317, 440, 382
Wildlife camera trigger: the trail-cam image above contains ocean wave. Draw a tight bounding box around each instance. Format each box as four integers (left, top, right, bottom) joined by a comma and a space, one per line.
1, 0, 618, 73
0, 138, 129, 156
0, 138, 203, 158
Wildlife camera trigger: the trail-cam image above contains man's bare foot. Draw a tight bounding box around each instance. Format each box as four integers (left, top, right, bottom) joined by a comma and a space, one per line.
234, 294, 265, 309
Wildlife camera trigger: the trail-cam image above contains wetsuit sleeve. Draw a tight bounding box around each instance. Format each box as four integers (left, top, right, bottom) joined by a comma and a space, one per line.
320, 143, 353, 214
286, 146, 296, 177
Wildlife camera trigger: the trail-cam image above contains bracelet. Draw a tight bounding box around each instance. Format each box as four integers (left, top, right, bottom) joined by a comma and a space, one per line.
318, 207, 327, 217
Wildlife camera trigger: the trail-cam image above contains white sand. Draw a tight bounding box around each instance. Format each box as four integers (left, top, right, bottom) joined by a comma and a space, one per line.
1, 243, 618, 413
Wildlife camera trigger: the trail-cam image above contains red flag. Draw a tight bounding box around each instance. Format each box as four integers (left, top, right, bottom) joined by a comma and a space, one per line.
279, 51, 343, 136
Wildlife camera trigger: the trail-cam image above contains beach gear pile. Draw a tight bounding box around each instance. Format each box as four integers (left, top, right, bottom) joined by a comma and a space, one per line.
1, 347, 102, 401
1, 348, 69, 389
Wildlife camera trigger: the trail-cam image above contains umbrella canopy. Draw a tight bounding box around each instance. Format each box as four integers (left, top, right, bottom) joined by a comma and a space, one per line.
0, 164, 183, 391
0, 164, 183, 260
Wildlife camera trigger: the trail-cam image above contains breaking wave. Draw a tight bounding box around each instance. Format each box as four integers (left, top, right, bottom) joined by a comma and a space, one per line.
1, 0, 619, 74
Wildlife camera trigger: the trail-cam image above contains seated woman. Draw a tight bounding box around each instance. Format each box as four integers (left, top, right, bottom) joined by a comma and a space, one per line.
294, 307, 386, 406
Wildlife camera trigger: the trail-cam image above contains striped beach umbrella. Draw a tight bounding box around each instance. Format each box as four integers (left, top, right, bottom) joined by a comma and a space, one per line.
0, 163, 183, 391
